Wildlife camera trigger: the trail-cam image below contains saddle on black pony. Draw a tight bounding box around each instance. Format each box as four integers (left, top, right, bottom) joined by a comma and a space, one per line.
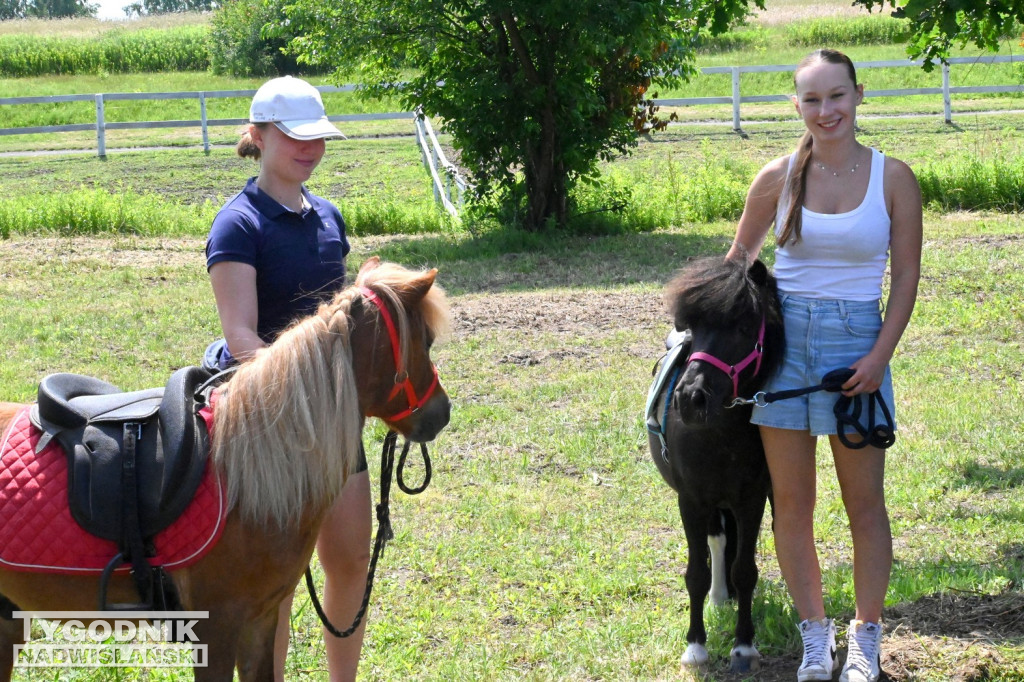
27, 365, 218, 611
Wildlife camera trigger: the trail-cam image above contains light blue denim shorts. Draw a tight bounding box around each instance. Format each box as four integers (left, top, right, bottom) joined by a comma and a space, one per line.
751, 293, 896, 436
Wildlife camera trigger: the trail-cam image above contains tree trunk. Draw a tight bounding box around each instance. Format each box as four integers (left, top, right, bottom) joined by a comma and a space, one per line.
523, 103, 567, 230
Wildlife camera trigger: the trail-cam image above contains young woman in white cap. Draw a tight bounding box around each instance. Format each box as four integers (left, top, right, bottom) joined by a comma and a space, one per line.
204, 75, 369, 681
727, 49, 922, 682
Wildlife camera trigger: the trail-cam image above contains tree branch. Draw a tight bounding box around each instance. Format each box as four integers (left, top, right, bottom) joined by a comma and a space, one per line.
497, 12, 542, 87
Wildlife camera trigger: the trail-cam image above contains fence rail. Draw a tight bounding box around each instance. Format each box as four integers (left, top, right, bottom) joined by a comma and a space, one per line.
413, 108, 468, 218
0, 84, 412, 156
657, 55, 1024, 130
2, 56, 1022, 157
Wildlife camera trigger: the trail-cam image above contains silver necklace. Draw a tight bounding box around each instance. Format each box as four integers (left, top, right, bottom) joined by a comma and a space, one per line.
815, 160, 861, 177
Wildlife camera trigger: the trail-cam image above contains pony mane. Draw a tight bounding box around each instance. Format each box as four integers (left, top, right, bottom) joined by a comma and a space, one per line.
209, 261, 450, 530
666, 257, 785, 381
211, 289, 362, 530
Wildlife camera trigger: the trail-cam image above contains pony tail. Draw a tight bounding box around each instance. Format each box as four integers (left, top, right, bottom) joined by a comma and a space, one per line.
777, 131, 813, 247
236, 129, 262, 161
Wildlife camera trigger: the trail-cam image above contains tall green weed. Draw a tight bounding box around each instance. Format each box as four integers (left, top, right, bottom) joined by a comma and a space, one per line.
0, 187, 453, 239
341, 196, 456, 236
0, 188, 214, 238
570, 145, 754, 233
784, 16, 913, 48
918, 156, 1024, 212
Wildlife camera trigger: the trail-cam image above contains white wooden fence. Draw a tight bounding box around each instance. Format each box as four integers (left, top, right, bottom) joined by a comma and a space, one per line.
0, 84, 412, 156
413, 108, 468, 218
658, 55, 1024, 131
1, 56, 1021, 213
3, 56, 1022, 157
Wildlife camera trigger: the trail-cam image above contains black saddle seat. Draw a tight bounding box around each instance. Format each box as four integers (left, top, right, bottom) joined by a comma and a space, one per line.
32, 366, 214, 543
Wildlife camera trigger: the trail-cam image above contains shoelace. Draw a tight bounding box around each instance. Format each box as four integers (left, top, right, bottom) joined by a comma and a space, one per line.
800, 623, 831, 668
845, 626, 880, 672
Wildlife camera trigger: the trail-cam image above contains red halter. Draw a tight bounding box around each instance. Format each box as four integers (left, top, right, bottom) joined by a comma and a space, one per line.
359, 286, 440, 422
686, 318, 765, 400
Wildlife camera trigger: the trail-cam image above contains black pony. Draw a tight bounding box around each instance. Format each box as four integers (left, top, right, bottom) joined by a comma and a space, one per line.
648, 257, 784, 673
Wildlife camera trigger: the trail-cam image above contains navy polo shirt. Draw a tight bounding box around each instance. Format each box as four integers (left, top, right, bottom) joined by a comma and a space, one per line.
206, 177, 350, 343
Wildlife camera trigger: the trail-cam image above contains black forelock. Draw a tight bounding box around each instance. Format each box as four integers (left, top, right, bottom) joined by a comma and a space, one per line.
666, 257, 762, 329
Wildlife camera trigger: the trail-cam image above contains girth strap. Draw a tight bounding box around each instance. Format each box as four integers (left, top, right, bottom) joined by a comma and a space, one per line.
119, 422, 153, 608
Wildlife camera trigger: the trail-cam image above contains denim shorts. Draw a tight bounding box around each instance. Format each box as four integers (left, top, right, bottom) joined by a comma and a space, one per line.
750, 294, 896, 436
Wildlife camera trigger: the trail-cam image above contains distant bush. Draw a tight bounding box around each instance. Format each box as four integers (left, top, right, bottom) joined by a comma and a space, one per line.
0, 25, 209, 76
209, 0, 327, 77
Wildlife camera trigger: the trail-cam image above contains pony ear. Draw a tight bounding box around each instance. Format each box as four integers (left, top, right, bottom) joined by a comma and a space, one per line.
358, 256, 382, 278
747, 260, 769, 286
405, 268, 438, 302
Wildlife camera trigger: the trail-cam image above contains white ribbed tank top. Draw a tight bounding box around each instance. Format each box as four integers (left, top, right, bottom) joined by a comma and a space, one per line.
774, 147, 891, 301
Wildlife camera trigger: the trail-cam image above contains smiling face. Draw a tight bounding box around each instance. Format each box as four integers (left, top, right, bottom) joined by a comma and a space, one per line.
250, 123, 326, 187
792, 59, 864, 142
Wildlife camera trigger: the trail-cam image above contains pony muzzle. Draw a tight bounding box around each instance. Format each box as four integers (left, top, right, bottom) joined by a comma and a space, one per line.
391, 391, 450, 442
672, 371, 723, 423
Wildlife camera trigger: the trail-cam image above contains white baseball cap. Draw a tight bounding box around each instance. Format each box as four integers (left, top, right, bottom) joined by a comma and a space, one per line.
249, 76, 345, 140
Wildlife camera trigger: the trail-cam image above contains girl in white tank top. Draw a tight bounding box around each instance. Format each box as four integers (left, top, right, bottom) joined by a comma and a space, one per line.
773, 147, 891, 301
723, 49, 922, 682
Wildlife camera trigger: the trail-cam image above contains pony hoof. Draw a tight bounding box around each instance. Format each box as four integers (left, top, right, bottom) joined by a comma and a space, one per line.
728, 644, 761, 673
681, 643, 710, 668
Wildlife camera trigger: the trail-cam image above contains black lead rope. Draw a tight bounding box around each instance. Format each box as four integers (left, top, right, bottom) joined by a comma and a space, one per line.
733, 367, 896, 450
305, 431, 432, 638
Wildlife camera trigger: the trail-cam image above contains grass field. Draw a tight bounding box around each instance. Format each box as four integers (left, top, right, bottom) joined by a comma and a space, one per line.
0, 213, 1021, 681
0, 1, 1022, 679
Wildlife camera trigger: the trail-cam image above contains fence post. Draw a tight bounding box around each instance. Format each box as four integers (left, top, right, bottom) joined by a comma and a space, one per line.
200, 93, 210, 153
942, 62, 952, 124
430, 144, 441, 205
95, 94, 106, 158
731, 67, 741, 131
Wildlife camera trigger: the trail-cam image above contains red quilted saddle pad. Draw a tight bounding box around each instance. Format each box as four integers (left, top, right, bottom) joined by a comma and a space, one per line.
0, 406, 227, 574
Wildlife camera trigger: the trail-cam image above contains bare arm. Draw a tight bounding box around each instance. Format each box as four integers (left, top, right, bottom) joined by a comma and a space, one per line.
208, 261, 266, 363
726, 155, 789, 263
845, 157, 923, 394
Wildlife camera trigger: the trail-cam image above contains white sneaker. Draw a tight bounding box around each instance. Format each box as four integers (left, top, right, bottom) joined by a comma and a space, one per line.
797, 617, 838, 681
839, 620, 882, 682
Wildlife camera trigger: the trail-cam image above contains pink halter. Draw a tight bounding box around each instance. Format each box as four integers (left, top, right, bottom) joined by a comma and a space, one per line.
686, 318, 765, 400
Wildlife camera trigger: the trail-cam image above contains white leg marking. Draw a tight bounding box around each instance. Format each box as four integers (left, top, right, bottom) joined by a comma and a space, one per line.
729, 644, 761, 672
708, 532, 729, 606
681, 642, 710, 667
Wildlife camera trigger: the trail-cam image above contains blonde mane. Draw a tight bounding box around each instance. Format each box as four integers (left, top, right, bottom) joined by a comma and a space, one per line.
209, 262, 449, 530
210, 289, 362, 529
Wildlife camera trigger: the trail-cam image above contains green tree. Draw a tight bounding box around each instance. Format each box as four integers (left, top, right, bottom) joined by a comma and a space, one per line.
853, 0, 1024, 68
0, 0, 95, 18
281, 0, 760, 230
123, 0, 216, 16
209, 0, 309, 77
0, 0, 27, 20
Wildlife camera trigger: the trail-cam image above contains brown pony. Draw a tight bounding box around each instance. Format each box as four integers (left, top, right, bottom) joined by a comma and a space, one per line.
0, 257, 450, 680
